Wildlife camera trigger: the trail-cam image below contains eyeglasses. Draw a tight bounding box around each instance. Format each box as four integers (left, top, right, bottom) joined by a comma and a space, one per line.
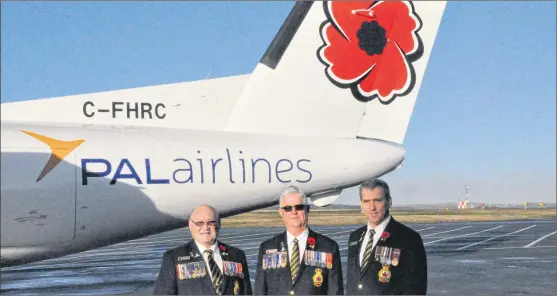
280, 204, 308, 212
190, 219, 218, 227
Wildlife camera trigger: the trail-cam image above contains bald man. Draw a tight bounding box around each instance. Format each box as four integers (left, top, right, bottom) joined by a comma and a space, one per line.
153, 205, 252, 295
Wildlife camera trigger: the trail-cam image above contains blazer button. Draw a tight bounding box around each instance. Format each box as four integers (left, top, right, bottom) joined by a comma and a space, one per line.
358, 284, 363, 289
290, 291, 295, 295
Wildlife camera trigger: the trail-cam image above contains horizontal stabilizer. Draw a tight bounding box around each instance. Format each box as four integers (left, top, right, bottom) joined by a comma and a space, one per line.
2, 75, 250, 131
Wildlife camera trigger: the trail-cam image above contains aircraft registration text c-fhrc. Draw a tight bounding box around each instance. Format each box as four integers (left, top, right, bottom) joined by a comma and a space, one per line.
82, 101, 166, 120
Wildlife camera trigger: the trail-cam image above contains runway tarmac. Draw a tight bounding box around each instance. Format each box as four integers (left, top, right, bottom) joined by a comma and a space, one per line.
1, 219, 555, 295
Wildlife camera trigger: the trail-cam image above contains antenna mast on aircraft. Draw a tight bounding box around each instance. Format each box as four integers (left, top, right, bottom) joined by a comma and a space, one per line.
204, 68, 212, 79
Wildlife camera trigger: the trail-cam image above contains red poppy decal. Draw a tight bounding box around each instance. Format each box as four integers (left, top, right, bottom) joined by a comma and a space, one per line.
317, 1, 423, 103
308, 237, 316, 245
219, 244, 226, 252
381, 231, 390, 240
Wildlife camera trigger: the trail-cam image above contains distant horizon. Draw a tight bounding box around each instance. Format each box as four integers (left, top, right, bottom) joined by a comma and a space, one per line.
267, 201, 557, 209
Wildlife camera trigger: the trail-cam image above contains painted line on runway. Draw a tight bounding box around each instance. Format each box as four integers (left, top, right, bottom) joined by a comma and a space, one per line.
421, 226, 472, 237
425, 225, 504, 245
523, 231, 556, 248
484, 245, 555, 250
499, 257, 538, 260
121, 228, 285, 247
74, 236, 266, 258
106, 230, 279, 249
129, 231, 191, 243
108, 227, 428, 254
77, 229, 354, 257
338, 227, 471, 251
95, 226, 438, 252
326, 229, 357, 236
457, 259, 488, 263
416, 227, 436, 232
456, 225, 536, 250
63, 249, 167, 260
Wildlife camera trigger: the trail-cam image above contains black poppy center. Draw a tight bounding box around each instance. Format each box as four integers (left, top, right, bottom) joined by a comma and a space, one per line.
356, 21, 387, 56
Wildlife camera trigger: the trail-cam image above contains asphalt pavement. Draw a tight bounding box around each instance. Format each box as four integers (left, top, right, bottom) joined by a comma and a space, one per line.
1, 219, 555, 295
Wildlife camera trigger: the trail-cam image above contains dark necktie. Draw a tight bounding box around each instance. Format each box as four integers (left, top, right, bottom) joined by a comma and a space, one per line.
290, 238, 300, 282
204, 249, 223, 295
360, 229, 376, 274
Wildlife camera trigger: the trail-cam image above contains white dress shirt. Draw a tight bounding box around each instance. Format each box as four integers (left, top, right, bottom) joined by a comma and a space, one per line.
195, 240, 223, 281
286, 228, 309, 264
359, 215, 391, 266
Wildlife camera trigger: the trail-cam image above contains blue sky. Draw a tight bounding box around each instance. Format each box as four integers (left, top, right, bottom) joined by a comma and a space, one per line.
2, 1, 555, 205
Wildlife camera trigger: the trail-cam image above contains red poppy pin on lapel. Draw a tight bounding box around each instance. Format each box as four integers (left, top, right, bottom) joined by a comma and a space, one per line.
220, 244, 227, 252
317, 1, 423, 104
308, 237, 316, 249
381, 231, 390, 241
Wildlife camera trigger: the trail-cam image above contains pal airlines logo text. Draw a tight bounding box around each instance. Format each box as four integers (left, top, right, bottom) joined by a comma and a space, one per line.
22, 131, 313, 186
80, 151, 312, 186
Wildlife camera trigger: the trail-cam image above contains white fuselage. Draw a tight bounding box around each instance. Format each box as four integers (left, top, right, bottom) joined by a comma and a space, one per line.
0, 122, 405, 267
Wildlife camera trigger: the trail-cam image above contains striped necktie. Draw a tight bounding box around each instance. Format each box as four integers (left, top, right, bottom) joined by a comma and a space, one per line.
204, 249, 223, 295
360, 229, 376, 275
290, 238, 300, 282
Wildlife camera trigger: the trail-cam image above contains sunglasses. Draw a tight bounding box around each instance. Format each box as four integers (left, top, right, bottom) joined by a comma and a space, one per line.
190, 219, 218, 227
281, 204, 309, 212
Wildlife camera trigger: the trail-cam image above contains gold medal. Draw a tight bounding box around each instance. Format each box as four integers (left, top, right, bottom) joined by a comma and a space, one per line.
392, 258, 399, 266
280, 251, 288, 268
234, 280, 240, 295
378, 265, 391, 283
312, 268, 324, 287
326, 253, 333, 269
198, 263, 207, 277
192, 263, 198, 279
392, 248, 401, 267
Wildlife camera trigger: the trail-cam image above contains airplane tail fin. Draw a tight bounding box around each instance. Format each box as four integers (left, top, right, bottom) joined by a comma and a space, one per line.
226, 1, 447, 144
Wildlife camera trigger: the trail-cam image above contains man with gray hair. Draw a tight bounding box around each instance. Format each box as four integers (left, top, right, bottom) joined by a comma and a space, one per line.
254, 186, 343, 295
154, 205, 252, 295
345, 179, 427, 295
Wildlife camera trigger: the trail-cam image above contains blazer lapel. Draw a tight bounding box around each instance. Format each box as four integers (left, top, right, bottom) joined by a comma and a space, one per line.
361, 218, 395, 278
217, 241, 230, 294
189, 239, 218, 295
279, 232, 295, 287
355, 227, 367, 270
378, 218, 395, 249
356, 226, 375, 278
360, 244, 378, 279
292, 228, 315, 286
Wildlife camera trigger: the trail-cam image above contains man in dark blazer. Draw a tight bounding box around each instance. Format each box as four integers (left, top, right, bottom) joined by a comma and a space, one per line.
346, 178, 427, 295
153, 205, 252, 295
254, 186, 343, 295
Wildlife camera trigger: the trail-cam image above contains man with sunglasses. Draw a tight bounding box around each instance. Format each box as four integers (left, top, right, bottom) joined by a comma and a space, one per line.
345, 179, 427, 295
254, 186, 343, 295
154, 205, 252, 295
